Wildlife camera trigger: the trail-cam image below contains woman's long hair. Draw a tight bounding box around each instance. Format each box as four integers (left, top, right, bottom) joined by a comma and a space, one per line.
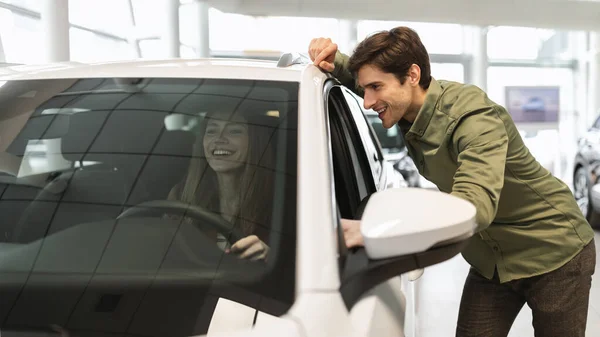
168, 110, 277, 237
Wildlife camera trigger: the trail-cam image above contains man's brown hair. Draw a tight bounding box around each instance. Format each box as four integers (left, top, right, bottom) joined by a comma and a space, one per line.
348, 26, 432, 89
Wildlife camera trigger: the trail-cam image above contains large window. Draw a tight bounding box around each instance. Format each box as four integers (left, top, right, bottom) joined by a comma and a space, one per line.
357, 21, 465, 55
69, 0, 132, 37
487, 26, 578, 61
1, 1, 135, 63
0, 0, 40, 11
208, 8, 340, 54
131, 0, 162, 38
70, 27, 133, 62
0, 9, 40, 64
431, 63, 465, 82
139, 38, 163, 59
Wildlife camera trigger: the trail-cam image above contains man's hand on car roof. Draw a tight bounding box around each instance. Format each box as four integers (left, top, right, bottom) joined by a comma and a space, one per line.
309, 37, 337, 73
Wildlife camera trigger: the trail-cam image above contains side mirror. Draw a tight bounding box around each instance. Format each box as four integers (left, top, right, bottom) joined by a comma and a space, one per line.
361, 187, 476, 259
340, 188, 476, 309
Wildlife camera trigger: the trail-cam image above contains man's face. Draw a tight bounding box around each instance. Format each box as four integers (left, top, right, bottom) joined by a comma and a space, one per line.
357, 64, 418, 129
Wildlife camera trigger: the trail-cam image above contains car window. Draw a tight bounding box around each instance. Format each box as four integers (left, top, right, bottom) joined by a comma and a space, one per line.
365, 115, 405, 153
340, 89, 383, 186
343, 89, 406, 154
326, 86, 378, 219
0, 78, 298, 337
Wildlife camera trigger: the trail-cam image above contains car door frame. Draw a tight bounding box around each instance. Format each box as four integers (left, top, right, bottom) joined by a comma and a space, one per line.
324, 81, 409, 337
341, 88, 406, 190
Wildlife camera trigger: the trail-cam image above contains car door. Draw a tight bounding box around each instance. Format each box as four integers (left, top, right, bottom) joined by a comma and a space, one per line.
580, 116, 600, 165
340, 88, 406, 190
325, 83, 411, 337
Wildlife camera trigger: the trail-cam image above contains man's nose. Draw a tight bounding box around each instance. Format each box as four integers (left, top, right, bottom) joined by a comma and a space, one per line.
363, 92, 376, 109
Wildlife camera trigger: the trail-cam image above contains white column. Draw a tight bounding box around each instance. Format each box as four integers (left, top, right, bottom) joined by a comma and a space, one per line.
470, 26, 488, 91
41, 0, 70, 63
164, 0, 180, 58
195, 0, 210, 58
588, 32, 600, 127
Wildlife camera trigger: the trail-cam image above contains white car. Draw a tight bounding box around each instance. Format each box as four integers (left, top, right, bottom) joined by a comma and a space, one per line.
0, 54, 476, 337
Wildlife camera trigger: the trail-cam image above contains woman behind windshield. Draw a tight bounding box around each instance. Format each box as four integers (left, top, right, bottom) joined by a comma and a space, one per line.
167, 108, 276, 261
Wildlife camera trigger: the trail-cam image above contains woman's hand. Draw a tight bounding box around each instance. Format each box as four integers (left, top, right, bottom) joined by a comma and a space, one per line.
228, 235, 269, 261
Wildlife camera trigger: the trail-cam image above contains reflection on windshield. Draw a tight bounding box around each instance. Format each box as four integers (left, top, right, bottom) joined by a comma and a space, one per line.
0, 78, 299, 337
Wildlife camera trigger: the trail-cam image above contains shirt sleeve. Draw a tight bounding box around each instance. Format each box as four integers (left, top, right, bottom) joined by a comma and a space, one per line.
332, 51, 364, 97
450, 106, 508, 231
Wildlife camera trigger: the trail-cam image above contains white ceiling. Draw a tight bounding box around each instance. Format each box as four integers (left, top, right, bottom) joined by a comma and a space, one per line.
206, 0, 600, 31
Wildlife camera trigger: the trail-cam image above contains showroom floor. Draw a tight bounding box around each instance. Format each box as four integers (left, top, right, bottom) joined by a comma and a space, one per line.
415, 232, 600, 337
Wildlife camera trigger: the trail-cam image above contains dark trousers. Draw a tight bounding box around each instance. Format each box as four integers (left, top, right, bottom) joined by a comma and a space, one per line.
456, 239, 596, 337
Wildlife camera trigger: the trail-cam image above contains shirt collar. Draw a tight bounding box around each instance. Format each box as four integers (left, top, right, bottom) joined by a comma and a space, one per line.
398, 78, 442, 139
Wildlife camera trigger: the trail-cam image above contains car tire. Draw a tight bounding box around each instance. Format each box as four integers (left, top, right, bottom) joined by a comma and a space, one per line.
574, 166, 600, 228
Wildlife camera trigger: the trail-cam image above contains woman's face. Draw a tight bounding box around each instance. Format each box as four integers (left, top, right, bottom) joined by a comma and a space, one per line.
203, 117, 250, 173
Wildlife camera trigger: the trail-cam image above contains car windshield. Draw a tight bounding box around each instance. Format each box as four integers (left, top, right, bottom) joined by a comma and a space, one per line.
0, 78, 298, 337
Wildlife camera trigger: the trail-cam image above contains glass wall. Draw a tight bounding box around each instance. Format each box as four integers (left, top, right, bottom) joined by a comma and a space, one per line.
357, 21, 465, 55
484, 26, 583, 183
130, 0, 161, 38
0, 0, 135, 63
70, 27, 133, 62
1, 0, 39, 11
432, 63, 464, 82
487, 26, 576, 61
0, 8, 40, 64
208, 8, 340, 56
69, 0, 132, 37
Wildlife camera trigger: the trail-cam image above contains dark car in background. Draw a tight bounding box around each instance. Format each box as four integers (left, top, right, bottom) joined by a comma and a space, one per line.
573, 115, 600, 228
365, 111, 420, 187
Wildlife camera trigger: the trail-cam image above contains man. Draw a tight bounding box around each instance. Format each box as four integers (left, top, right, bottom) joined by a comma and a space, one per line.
309, 27, 596, 337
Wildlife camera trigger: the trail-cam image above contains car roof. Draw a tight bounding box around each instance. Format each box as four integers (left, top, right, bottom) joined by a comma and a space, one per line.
0, 58, 321, 82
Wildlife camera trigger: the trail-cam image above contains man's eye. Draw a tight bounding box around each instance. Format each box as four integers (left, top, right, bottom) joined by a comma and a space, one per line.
229, 129, 244, 135
206, 129, 217, 135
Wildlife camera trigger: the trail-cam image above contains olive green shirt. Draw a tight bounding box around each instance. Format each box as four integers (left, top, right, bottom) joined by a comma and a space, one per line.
334, 52, 595, 283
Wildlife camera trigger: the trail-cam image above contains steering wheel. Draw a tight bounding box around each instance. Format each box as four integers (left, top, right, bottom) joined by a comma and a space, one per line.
117, 200, 245, 245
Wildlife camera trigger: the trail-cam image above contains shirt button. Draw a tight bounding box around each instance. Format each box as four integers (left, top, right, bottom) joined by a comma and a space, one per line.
493, 246, 499, 252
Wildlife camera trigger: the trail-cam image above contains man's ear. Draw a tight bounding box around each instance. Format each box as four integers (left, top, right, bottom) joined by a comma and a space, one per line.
407, 64, 421, 87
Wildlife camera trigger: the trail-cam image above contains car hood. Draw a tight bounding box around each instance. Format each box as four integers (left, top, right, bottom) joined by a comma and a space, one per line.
204, 315, 303, 337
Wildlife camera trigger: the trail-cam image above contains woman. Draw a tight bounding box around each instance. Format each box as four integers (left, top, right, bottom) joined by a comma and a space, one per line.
168, 108, 276, 261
